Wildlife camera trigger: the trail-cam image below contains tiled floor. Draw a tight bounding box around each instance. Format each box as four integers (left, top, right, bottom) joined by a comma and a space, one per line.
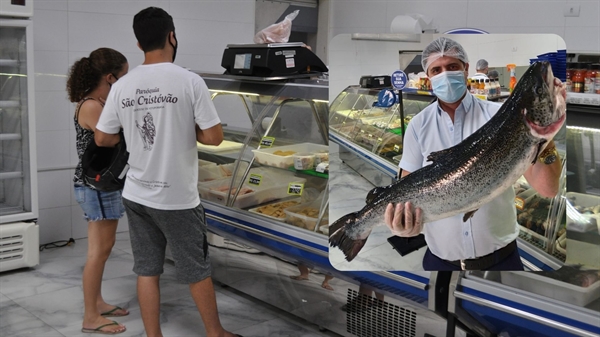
0, 232, 341, 337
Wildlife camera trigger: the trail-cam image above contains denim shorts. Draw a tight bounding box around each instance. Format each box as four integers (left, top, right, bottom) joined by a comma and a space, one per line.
74, 185, 125, 221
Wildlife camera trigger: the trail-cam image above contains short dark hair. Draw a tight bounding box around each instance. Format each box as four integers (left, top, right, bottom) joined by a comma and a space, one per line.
133, 7, 175, 53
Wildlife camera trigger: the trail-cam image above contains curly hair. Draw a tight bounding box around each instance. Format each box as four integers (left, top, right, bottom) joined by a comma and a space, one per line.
66, 48, 127, 102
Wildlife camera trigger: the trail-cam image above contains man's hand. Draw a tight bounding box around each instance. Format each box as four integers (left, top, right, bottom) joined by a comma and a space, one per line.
384, 201, 423, 237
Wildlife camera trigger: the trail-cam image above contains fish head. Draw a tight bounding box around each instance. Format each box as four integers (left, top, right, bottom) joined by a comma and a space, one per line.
514, 61, 566, 141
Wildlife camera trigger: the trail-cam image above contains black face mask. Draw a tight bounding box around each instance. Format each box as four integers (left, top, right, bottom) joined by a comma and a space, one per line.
169, 32, 178, 62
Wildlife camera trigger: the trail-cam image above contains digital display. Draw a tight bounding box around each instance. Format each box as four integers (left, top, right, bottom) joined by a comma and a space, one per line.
233, 53, 252, 70
11, 0, 26, 5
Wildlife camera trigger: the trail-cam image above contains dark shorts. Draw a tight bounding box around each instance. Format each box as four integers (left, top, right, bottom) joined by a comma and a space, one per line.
123, 198, 211, 284
74, 185, 125, 222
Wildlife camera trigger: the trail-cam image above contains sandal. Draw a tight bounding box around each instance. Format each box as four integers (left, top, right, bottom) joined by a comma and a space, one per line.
101, 306, 129, 317
81, 321, 126, 335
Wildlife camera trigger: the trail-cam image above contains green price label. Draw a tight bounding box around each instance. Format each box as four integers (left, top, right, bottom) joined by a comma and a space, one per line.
260, 137, 275, 147
248, 174, 262, 186
287, 182, 304, 196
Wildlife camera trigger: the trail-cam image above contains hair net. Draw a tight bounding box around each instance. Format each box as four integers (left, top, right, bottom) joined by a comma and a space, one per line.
476, 59, 489, 71
488, 69, 499, 79
421, 37, 469, 73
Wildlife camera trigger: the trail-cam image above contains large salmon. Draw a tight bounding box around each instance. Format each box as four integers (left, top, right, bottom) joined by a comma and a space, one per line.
329, 61, 566, 262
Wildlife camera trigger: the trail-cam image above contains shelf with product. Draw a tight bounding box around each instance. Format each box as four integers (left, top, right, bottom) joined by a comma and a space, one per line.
194, 72, 330, 237
328, 85, 434, 185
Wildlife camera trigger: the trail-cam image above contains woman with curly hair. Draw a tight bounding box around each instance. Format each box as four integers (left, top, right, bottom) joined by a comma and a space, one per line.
67, 47, 129, 334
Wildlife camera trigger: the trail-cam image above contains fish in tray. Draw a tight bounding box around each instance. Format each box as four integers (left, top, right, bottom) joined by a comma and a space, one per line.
536, 265, 600, 288
329, 61, 567, 262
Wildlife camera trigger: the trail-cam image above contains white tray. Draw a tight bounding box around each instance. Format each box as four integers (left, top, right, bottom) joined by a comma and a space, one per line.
501, 270, 600, 307
252, 143, 328, 169
565, 192, 600, 233
197, 140, 244, 153
197, 168, 306, 209
248, 198, 302, 221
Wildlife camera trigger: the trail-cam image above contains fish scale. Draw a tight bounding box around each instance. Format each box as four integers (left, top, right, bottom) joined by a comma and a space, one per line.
329, 61, 566, 262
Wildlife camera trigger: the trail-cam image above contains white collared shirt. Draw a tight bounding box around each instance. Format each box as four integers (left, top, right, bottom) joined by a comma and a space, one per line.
399, 93, 519, 261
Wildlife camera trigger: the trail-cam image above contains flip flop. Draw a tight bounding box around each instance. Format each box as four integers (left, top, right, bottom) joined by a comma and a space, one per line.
101, 306, 129, 317
81, 321, 126, 335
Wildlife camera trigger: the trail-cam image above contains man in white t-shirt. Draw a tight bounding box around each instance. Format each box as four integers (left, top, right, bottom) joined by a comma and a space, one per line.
95, 7, 240, 337
383, 37, 562, 271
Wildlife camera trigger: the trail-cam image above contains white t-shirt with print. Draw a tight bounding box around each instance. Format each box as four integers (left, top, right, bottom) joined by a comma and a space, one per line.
97, 62, 220, 210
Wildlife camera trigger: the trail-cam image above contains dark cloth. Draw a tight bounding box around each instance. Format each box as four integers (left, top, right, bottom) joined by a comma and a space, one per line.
422, 242, 524, 271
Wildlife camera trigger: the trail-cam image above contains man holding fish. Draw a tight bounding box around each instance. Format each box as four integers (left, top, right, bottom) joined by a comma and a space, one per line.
384, 37, 564, 270
329, 37, 566, 271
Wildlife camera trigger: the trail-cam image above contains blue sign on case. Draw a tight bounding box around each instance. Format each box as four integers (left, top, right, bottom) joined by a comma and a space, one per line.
377, 89, 397, 108
391, 70, 408, 90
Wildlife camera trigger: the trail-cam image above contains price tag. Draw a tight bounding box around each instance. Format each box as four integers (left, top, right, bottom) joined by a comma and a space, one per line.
260, 136, 275, 147
287, 182, 304, 196
393, 144, 400, 152
248, 174, 262, 186
377, 137, 383, 144
514, 197, 525, 211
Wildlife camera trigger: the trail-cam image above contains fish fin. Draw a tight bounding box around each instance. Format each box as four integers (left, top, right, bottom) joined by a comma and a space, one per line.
329, 212, 370, 262
532, 140, 548, 164
427, 148, 453, 163
366, 186, 387, 204
463, 209, 479, 222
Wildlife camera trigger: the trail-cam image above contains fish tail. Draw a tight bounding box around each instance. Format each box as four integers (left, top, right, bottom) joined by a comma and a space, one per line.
329, 212, 371, 262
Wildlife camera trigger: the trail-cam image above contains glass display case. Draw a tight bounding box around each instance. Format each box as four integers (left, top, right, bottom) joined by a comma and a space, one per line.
449, 270, 600, 337
0, 19, 37, 224
194, 73, 329, 236
329, 86, 433, 166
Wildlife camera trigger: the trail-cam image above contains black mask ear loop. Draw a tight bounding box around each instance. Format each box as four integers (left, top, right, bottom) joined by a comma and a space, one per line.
108, 73, 119, 88
169, 31, 178, 62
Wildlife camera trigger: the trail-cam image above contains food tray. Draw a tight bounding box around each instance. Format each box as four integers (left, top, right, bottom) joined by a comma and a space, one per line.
198, 168, 306, 209
248, 198, 303, 221
501, 270, 600, 307
252, 143, 329, 169
198, 161, 249, 182
197, 140, 244, 153
565, 192, 600, 233
198, 159, 217, 167
284, 198, 328, 231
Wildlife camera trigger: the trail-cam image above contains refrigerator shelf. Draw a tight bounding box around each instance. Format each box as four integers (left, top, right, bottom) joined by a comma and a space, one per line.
0, 171, 23, 180
0, 101, 20, 109
0, 59, 19, 67
0, 133, 21, 141
0, 204, 24, 216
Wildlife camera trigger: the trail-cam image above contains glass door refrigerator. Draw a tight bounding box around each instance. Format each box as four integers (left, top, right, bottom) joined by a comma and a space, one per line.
0, 4, 39, 272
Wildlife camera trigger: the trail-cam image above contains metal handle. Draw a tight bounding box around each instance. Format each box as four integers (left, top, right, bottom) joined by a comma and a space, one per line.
453, 290, 600, 337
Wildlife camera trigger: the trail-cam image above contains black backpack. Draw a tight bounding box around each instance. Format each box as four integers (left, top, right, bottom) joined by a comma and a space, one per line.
82, 131, 130, 191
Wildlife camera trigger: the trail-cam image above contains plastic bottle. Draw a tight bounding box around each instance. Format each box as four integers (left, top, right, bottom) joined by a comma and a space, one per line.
595, 64, 600, 94
494, 79, 502, 97
584, 63, 595, 94
478, 79, 485, 95
566, 62, 574, 92
572, 63, 585, 93
484, 79, 491, 96
507, 64, 517, 93
467, 78, 472, 93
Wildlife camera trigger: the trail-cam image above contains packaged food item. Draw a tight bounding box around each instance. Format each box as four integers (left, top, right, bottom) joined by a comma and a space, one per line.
293, 152, 315, 170
314, 151, 329, 165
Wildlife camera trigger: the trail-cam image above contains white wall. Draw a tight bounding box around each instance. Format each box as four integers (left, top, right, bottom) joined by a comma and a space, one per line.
33, 0, 255, 244
328, 33, 568, 103
329, 0, 600, 53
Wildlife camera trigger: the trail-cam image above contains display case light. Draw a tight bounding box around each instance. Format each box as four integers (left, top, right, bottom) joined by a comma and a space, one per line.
209, 89, 259, 96
312, 99, 329, 103
566, 125, 599, 133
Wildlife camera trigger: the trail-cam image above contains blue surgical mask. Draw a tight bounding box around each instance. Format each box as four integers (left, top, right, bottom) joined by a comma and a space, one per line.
430, 70, 467, 103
